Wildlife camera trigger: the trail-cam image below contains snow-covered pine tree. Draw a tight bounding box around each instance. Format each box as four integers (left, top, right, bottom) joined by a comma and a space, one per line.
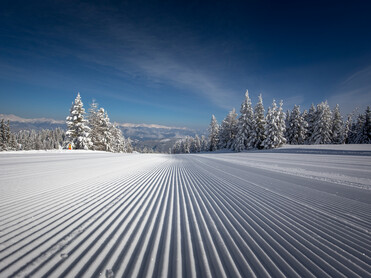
65, 93, 92, 150
0, 119, 4, 151
353, 114, 365, 143
284, 109, 291, 141
102, 110, 115, 152
88, 99, 101, 150
227, 108, 238, 149
126, 138, 133, 153
261, 105, 275, 149
208, 115, 219, 151
110, 123, 126, 152
200, 135, 208, 152
172, 140, 181, 154
184, 136, 191, 153
218, 116, 228, 149
365, 106, 371, 143
8, 132, 18, 150
261, 100, 286, 149
310, 101, 333, 144
218, 108, 238, 149
305, 103, 316, 144
0, 120, 15, 151
287, 105, 307, 145
343, 114, 352, 144
332, 104, 344, 144
254, 94, 266, 149
193, 134, 201, 153
353, 107, 371, 144
233, 90, 257, 152
1, 120, 10, 150
277, 100, 287, 146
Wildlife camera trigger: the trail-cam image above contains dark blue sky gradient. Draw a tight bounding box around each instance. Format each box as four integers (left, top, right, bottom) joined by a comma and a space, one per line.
1, 0, 370, 128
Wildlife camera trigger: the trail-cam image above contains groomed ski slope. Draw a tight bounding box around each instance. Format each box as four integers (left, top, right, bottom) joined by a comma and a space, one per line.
0, 146, 370, 277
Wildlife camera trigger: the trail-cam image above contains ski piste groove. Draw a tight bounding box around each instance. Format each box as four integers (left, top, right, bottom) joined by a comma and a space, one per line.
0, 152, 370, 277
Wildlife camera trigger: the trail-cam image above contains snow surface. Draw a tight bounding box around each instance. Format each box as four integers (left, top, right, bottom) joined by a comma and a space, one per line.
0, 145, 370, 277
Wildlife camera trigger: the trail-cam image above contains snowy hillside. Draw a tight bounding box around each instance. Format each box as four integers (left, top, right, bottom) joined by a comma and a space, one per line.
0, 145, 370, 277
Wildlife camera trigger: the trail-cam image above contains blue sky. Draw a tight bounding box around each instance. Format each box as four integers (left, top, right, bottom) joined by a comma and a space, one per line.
0, 0, 370, 129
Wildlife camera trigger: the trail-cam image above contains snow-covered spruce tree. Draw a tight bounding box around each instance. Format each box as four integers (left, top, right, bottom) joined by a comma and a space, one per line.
284, 109, 291, 140
353, 107, 371, 144
261, 106, 275, 149
0, 120, 17, 151
66, 93, 92, 150
0, 119, 5, 151
305, 103, 316, 144
126, 138, 133, 153
110, 123, 125, 152
14, 128, 65, 151
88, 99, 101, 150
343, 114, 352, 144
1, 120, 13, 151
233, 90, 257, 152
261, 100, 286, 149
183, 136, 192, 153
200, 135, 208, 152
193, 134, 201, 153
218, 112, 228, 149
353, 114, 365, 143
254, 94, 266, 149
218, 108, 238, 149
365, 106, 371, 143
8, 132, 18, 151
287, 105, 307, 145
277, 100, 287, 145
310, 101, 333, 144
208, 115, 219, 151
331, 104, 344, 144
172, 140, 181, 154
102, 110, 115, 152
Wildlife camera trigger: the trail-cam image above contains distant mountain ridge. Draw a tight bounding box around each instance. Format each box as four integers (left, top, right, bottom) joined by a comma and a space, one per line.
0, 114, 65, 124
0, 114, 204, 145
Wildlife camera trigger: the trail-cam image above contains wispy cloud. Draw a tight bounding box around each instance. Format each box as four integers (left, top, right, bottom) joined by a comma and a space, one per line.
39, 4, 241, 110
329, 65, 371, 114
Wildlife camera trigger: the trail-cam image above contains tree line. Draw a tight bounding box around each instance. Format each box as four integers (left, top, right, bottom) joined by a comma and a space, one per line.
65, 93, 132, 152
171, 90, 371, 153
0, 93, 133, 153
0, 119, 66, 151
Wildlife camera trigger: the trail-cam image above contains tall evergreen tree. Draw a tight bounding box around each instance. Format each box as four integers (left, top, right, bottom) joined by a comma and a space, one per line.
110, 123, 128, 152
311, 101, 333, 144
234, 90, 257, 152
0, 119, 4, 151
332, 104, 344, 144
277, 100, 287, 146
65, 93, 92, 149
305, 103, 316, 144
88, 99, 101, 150
353, 107, 371, 144
262, 100, 286, 149
254, 94, 266, 149
287, 105, 307, 145
200, 135, 208, 152
343, 114, 352, 144
0, 120, 11, 151
193, 134, 201, 153
208, 115, 219, 151
219, 108, 238, 149
365, 106, 371, 143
